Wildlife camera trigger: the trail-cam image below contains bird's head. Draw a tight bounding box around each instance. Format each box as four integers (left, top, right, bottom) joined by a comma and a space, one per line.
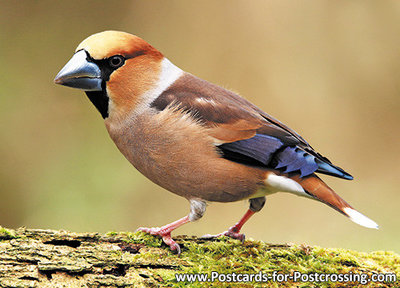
54, 31, 164, 119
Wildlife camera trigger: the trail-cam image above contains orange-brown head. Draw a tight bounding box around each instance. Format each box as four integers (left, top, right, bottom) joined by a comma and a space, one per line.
55, 31, 164, 119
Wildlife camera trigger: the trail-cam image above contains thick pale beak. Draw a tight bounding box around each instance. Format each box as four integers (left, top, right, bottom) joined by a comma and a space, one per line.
54, 50, 102, 91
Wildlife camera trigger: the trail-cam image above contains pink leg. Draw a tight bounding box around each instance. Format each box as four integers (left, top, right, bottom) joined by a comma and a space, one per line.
203, 209, 255, 242
137, 199, 206, 255
137, 216, 189, 254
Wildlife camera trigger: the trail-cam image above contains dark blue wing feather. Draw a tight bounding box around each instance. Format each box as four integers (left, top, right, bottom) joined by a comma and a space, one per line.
219, 134, 283, 164
274, 146, 318, 176
218, 134, 283, 165
219, 134, 353, 179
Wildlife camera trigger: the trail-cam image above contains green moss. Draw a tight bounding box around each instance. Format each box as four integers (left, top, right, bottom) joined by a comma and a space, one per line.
125, 231, 164, 248
105, 231, 118, 237
0, 226, 16, 240
117, 234, 399, 287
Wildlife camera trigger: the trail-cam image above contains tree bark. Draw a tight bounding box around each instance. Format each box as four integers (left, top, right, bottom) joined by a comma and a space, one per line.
0, 227, 398, 287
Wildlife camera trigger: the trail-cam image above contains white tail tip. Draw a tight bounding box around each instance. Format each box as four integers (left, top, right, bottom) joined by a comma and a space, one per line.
344, 208, 379, 229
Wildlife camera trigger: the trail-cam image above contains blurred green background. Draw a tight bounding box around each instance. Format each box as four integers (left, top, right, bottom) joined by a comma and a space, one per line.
1, 1, 399, 253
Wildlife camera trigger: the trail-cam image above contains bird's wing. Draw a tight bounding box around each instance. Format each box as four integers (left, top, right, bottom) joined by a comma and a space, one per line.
151, 73, 352, 180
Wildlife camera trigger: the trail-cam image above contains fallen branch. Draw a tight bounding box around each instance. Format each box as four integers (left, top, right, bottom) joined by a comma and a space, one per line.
0, 227, 398, 287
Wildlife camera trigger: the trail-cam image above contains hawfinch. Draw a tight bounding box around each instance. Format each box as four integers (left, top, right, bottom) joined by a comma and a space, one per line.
55, 31, 378, 254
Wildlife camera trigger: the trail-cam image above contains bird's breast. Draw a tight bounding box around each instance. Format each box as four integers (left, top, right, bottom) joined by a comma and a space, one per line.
104, 108, 267, 202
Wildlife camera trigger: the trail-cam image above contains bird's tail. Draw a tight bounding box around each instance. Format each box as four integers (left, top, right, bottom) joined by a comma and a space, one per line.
292, 174, 379, 229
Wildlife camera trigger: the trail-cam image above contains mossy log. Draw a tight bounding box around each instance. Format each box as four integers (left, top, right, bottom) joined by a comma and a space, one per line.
0, 227, 398, 288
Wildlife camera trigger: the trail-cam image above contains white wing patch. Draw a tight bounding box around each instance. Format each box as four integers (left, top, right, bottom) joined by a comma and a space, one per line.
264, 173, 310, 198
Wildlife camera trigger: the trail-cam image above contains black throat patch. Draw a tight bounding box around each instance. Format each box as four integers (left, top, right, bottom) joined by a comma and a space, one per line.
85, 90, 109, 119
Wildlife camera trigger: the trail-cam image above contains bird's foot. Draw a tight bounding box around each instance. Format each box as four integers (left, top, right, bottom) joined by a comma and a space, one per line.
201, 226, 245, 243
136, 227, 181, 255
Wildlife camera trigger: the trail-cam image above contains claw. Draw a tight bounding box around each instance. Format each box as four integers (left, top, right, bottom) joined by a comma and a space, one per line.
224, 230, 246, 243
136, 227, 182, 255
169, 241, 181, 255
135, 216, 190, 255
201, 227, 246, 243
201, 208, 255, 243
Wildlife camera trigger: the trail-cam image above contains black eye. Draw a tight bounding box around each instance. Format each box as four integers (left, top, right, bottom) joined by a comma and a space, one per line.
109, 55, 125, 68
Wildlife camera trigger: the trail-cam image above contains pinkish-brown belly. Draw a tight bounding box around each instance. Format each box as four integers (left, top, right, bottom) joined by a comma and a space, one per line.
105, 110, 266, 202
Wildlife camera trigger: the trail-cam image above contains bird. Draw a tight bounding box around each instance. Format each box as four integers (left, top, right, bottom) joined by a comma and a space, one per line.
54, 31, 378, 254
